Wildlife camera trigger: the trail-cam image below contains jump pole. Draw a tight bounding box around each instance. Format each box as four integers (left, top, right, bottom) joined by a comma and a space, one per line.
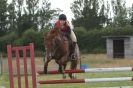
38, 67, 133, 74
38, 77, 133, 84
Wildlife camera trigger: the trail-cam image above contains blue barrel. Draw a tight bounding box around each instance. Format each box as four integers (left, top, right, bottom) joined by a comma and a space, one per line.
80, 64, 88, 70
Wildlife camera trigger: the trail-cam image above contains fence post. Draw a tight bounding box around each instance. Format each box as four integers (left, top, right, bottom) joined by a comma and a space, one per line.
7, 45, 14, 88
7, 43, 37, 88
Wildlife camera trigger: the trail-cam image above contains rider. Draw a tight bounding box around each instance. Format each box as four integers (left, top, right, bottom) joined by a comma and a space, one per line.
54, 14, 77, 59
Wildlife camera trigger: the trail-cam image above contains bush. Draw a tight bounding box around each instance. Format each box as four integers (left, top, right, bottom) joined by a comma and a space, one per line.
1, 25, 133, 54
0, 32, 18, 52
21, 28, 44, 51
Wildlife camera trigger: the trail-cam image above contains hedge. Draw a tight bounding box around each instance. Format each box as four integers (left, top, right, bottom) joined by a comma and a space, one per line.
0, 25, 133, 54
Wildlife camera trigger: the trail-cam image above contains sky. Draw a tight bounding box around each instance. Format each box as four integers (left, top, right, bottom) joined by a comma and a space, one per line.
49, 0, 74, 22
49, 0, 133, 22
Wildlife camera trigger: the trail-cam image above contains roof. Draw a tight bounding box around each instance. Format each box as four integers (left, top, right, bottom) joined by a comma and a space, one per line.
103, 36, 133, 39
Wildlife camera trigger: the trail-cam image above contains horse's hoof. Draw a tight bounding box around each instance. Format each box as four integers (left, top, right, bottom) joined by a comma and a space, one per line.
72, 76, 76, 79
44, 71, 48, 74
44, 69, 48, 74
58, 70, 63, 73
72, 74, 77, 79
63, 75, 66, 79
44, 67, 48, 74
43, 71, 47, 74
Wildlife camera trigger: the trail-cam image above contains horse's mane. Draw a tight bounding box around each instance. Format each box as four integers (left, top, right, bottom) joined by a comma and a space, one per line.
43, 28, 61, 52
44, 28, 60, 41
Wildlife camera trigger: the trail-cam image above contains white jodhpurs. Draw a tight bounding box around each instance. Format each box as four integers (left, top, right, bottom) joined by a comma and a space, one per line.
70, 30, 77, 42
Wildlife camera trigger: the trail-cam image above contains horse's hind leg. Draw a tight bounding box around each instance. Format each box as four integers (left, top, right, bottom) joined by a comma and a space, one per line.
55, 60, 62, 73
68, 60, 78, 79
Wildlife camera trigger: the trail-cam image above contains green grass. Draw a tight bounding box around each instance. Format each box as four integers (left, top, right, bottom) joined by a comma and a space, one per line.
1, 72, 133, 88
0, 74, 9, 88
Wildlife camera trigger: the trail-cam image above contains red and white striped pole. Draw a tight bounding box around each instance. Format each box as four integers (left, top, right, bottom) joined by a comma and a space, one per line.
38, 67, 133, 74
38, 77, 133, 84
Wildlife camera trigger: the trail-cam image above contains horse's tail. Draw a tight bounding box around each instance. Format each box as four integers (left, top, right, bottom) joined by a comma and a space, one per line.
43, 51, 46, 62
79, 51, 82, 69
77, 45, 82, 69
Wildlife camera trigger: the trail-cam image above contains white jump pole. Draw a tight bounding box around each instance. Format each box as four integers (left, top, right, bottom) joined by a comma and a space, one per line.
38, 77, 133, 84
84, 77, 133, 83
38, 67, 133, 74
84, 67, 133, 73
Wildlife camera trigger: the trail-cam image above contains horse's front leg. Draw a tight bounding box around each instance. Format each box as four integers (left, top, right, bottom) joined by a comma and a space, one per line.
61, 64, 67, 79
57, 59, 67, 79
44, 60, 50, 74
57, 64, 67, 79
44, 54, 52, 74
58, 65, 62, 73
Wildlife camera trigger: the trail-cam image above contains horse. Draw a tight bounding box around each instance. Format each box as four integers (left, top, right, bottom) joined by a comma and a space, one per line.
43, 27, 80, 79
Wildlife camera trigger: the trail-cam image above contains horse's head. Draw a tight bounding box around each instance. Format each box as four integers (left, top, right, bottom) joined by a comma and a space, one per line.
44, 27, 69, 59
44, 28, 61, 57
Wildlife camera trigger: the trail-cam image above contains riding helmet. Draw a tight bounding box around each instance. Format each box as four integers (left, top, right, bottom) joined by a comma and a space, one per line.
59, 14, 67, 21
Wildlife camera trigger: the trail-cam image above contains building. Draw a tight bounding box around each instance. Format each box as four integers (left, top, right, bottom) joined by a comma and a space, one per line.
105, 36, 133, 58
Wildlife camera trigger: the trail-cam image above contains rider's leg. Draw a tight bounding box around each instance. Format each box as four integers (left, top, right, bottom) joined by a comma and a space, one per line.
70, 30, 77, 59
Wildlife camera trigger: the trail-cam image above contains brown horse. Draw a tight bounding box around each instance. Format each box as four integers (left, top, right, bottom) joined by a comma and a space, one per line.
43, 27, 80, 79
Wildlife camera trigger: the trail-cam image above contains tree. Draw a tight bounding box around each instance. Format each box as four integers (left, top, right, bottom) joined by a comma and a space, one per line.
130, 4, 133, 26
0, 0, 8, 36
7, 0, 60, 35
7, 0, 16, 32
15, 0, 24, 35
71, 0, 108, 30
24, 0, 39, 31
37, 0, 61, 31
111, 0, 128, 27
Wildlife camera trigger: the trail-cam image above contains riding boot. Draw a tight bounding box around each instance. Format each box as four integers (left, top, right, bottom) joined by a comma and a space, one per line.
71, 42, 77, 60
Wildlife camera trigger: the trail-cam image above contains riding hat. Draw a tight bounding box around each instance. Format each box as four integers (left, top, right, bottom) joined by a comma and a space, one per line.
59, 14, 67, 21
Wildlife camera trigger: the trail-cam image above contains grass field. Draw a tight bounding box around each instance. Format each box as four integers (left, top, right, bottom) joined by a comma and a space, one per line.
0, 54, 133, 88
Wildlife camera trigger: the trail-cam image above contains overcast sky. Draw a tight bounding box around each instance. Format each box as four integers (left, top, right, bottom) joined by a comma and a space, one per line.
49, 0, 133, 21
49, 0, 74, 22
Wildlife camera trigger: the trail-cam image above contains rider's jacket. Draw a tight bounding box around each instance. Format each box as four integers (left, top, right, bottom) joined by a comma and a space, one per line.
54, 20, 70, 33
